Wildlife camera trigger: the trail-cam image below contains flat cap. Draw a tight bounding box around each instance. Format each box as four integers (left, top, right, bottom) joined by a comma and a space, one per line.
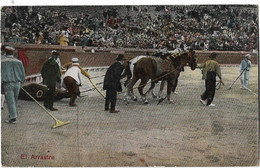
5, 46, 15, 52
245, 54, 251, 58
72, 57, 79, 62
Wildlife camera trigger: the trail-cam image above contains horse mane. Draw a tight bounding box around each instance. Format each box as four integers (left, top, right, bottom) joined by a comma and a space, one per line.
169, 51, 188, 67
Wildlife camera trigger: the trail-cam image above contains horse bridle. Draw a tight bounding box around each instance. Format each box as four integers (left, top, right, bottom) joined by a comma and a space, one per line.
171, 51, 195, 66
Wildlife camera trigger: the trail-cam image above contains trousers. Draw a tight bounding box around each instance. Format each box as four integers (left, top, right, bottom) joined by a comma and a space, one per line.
63, 76, 80, 105
105, 90, 117, 111
201, 71, 216, 105
3, 82, 21, 119
240, 70, 249, 87
44, 85, 55, 109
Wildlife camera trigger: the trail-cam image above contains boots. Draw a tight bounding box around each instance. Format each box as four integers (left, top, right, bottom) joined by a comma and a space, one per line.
110, 110, 120, 113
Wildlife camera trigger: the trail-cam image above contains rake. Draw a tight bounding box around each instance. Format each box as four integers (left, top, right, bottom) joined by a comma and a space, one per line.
228, 66, 247, 90
21, 87, 70, 129
88, 78, 106, 98
242, 86, 258, 97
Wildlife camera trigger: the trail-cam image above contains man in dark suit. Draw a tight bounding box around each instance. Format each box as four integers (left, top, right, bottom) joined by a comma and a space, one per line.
103, 54, 126, 113
41, 51, 61, 111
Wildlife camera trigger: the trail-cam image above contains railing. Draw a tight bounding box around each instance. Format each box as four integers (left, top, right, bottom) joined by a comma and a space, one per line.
24, 66, 109, 85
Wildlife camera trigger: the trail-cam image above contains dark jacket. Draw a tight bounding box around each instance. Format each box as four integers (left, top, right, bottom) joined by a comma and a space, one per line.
103, 62, 124, 91
41, 58, 61, 87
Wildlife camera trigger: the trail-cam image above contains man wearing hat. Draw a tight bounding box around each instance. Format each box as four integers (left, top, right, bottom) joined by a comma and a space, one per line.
62, 58, 91, 79
198, 53, 224, 107
1, 46, 25, 124
103, 54, 126, 113
240, 54, 252, 89
62, 57, 82, 106
41, 50, 61, 111
51, 50, 62, 68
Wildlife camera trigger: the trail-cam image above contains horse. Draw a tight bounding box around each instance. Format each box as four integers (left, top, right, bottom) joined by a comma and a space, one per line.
127, 49, 197, 104
123, 52, 172, 104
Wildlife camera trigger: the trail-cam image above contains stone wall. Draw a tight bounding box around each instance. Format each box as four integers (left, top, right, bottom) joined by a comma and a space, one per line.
6, 43, 258, 76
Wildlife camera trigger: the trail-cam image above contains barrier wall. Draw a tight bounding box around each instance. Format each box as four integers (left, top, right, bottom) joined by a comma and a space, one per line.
6, 43, 258, 76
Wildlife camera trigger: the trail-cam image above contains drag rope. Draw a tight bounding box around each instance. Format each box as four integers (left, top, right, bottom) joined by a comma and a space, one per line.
81, 68, 177, 96
80, 82, 103, 94
119, 69, 177, 95
91, 75, 105, 79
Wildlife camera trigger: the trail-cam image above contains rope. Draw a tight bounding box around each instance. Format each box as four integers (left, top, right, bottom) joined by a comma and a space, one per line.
80, 82, 103, 93
81, 52, 192, 96
79, 71, 173, 95
119, 68, 179, 94
91, 75, 105, 79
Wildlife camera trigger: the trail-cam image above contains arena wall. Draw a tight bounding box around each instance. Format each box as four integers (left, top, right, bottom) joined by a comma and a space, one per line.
7, 43, 258, 76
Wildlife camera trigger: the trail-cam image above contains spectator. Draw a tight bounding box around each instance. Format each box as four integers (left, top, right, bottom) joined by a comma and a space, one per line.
36, 32, 44, 44
1, 6, 258, 52
58, 31, 69, 46
81, 33, 92, 48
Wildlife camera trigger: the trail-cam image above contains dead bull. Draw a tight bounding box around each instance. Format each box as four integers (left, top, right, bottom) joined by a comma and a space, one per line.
19, 83, 70, 101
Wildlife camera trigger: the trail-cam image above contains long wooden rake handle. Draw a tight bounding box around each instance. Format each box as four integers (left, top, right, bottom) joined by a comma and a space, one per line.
228, 66, 248, 90
243, 86, 258, 96
21, 87, 70, 129
88, 78, 106, 98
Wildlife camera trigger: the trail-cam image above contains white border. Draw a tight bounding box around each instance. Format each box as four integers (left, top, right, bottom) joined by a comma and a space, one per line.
0, 0, 259, 6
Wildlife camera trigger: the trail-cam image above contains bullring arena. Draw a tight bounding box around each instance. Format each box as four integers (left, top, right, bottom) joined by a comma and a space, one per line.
1, 44, 258, 166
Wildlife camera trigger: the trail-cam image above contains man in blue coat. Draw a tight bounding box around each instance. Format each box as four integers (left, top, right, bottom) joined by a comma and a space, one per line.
41, 51, 61, 111
240, 54, 252, 89
103, 54, 125, 113
1, 46, 25, 124
1, 45, 7, 110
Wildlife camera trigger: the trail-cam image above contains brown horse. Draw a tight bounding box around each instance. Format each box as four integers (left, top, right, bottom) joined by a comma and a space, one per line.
123, 54, 170, 104
127, 49, 197, 104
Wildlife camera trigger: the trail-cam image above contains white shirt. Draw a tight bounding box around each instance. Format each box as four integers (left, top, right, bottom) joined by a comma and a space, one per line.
56, 57, 61, 67
48, 57, 61, 67
64, 64, 82, 85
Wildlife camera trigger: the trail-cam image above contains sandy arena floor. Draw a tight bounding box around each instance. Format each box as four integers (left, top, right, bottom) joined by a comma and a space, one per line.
1, 65, 258, 167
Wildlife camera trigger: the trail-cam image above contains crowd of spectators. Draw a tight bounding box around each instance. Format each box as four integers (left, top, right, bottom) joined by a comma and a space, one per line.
1, 5, 258, 51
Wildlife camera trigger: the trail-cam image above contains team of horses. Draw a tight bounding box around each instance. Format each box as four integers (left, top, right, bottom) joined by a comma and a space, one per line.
18, 49, 197, 105
123, 49, 197, 104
